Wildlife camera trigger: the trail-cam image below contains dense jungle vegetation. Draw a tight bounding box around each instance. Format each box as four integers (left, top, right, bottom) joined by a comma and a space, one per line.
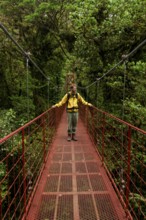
0, 1, 146, 219
0, 0, 146, 135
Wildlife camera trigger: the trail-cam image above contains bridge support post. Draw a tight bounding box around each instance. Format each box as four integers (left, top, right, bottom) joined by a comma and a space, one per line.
125, 126, 132, 212
42, 116, 46, 163
22, 129, 26, 219
102, 113, 105, 164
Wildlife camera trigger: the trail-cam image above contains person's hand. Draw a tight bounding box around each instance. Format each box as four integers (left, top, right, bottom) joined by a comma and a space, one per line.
88, 103, 93, 107
52, 105, 56, 108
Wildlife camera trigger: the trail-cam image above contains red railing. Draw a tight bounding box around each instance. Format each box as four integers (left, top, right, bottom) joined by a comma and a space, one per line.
79, 104, 146, 220
0, 106, 64, 220
1, 104, 145, 220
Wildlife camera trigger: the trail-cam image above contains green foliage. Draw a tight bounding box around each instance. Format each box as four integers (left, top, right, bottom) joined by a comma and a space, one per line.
129, 193, 146, 217
0, 0, 146, 219
1, 0, 146, 127
0, 109, 16, 138
0, 162, 7, 199
124, 98, 146, 129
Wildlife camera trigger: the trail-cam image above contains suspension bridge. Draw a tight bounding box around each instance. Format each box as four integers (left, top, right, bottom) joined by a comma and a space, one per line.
0, 23, 146, 220
0, 104, 145, 220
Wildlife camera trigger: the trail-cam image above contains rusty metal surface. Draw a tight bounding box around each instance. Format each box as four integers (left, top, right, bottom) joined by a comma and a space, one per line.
26, 111, 127, 220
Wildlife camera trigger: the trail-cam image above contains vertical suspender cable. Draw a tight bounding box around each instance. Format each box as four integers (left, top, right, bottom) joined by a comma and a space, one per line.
47, 78, 50, 106
120, 58, 127, 194
26, 57, 29, 121
122, 60, 127, 122
96, 80, 100, 107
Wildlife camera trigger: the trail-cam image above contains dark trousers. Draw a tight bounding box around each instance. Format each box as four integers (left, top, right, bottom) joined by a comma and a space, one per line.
67, 112, 78, 134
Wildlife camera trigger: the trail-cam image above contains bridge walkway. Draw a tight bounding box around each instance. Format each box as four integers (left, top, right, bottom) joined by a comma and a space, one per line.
26, 111, 126, 220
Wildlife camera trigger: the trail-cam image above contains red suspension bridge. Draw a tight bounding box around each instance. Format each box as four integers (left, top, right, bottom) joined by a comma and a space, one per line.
0, 104, 145, 220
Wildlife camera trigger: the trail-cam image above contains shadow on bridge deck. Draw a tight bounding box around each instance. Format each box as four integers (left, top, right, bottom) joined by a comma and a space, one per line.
26, 111, 127, 220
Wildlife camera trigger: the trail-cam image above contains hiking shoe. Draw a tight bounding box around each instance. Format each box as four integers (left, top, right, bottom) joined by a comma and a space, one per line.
72, 134, 77, 141
67, 134, 72, 141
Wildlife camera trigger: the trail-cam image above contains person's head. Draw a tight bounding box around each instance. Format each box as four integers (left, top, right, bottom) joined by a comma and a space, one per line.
70, 83, 77, 94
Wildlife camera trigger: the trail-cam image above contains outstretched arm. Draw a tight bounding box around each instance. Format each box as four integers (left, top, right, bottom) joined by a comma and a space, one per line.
78, 93, 92, 106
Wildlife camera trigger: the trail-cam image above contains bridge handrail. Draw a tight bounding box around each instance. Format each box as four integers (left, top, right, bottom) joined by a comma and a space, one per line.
0, 109, 52, 144
92, 106, 146, 135
0, 106, 64, 220
79, 104, 146, 220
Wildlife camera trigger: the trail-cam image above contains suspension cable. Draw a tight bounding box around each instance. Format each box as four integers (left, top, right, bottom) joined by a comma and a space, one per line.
0, 22, 62, 92
78, 38, 146, 90
1, 22, 145, 91
126, 39, 146, 58
0, 22, 49, 80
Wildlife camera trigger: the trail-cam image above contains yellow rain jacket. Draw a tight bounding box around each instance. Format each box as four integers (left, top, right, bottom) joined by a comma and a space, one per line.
55, 92, 91, 112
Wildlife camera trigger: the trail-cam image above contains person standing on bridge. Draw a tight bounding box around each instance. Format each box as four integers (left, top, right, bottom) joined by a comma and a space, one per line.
52, 83, 92, 141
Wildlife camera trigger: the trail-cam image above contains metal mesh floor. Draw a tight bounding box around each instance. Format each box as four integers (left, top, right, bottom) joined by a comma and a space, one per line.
26, 112, 127, 220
